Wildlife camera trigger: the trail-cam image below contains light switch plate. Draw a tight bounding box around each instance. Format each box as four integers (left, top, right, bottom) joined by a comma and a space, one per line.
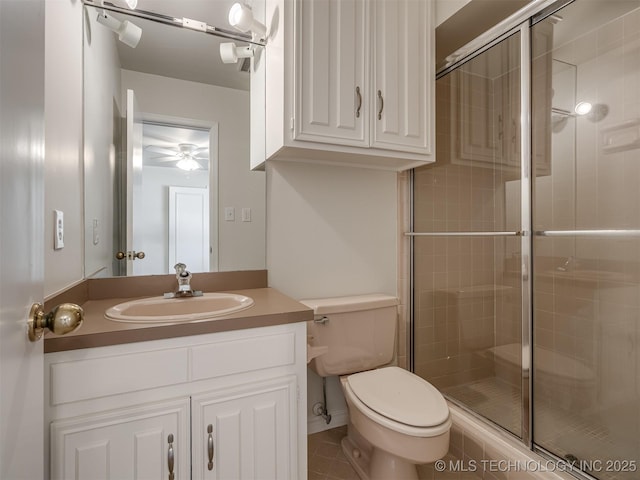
92, 218, 100, 245
225, 207, 235, 221
54, 210, 64, 250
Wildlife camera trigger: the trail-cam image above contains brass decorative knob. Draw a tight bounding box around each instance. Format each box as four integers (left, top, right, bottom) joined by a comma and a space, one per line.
115, 251, 126, 260
134, 251, 145, 259
27, 303, 84, 342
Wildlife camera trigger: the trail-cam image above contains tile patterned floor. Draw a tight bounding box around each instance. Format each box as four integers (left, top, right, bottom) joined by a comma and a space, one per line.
308, 426, 483, 480
308, 426, 359, 480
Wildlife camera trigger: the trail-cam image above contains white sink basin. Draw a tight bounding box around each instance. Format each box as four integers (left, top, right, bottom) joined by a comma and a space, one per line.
105, 293, 254, 323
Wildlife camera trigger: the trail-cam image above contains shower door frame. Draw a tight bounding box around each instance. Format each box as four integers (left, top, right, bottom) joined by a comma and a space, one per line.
409, 0, 578, 451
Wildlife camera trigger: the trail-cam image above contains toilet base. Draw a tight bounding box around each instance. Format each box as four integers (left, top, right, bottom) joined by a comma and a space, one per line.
342, 429, 419, 480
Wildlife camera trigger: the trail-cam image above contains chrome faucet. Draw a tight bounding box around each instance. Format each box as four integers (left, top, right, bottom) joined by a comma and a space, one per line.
164, 263, 203, 298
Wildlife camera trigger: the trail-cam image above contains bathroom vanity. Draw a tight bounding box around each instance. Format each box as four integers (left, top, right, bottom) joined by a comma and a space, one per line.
44, 286, 311, 480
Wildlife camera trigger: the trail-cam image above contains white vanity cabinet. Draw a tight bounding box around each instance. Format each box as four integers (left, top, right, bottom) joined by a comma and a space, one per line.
295, 0, 369, 147
45, 322, 307, 480
50, 399, 190, 480
255, 0, 434, 171
191, 377, 296, 479
369, 0, 432, 154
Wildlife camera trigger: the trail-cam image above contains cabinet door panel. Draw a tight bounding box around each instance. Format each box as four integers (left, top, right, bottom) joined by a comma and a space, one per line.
372, 0, 431, 153
296, 0, 369, 146
192, 376, 297, 480
51, 399, 189, 480
455, 69, 502, 164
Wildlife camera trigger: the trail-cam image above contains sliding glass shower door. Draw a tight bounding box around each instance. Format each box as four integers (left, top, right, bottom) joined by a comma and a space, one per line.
413, 30, 527, 438
531, 1, 640, 478
413, 1, 640, 478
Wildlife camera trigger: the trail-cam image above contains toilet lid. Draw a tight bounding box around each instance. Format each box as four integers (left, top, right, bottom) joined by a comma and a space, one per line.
347, 367, 449, 428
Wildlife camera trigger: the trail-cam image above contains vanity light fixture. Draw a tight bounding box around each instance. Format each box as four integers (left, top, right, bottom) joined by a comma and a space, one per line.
96, 11, 142, 48
220, 42, 255, 64
228, 3, 267, 40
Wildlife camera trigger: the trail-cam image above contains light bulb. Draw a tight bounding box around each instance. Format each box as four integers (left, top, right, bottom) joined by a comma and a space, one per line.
227, 2, 266, 38
574, 101, 592, 116
176, 158, 201, 171
228, 3, 246, 29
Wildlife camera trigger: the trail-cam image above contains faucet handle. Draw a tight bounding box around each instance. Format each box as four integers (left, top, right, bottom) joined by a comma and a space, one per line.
174, 263, 187, 275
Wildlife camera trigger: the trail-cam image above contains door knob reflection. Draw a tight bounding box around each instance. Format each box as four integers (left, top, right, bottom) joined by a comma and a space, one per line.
115, 251, 146, 260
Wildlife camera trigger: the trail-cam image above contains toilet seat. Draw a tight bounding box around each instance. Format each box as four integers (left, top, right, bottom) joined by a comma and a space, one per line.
343, 367, 451, 437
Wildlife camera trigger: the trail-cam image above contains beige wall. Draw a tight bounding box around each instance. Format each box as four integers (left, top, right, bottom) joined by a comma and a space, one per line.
44, 0, 84, 296
266, 160, 399, 432
435, 0, 472, 26
266, 160, 397, 301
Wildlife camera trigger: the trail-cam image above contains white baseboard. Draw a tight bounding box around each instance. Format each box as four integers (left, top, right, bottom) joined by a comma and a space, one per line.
307, 409, 349, 434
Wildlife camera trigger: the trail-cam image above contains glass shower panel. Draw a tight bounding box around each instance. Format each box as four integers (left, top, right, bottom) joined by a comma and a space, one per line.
532, 1, 640, 478
413, 31, 523, 437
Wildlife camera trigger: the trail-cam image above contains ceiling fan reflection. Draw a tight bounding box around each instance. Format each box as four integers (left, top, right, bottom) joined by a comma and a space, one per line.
143, 143, 208, 171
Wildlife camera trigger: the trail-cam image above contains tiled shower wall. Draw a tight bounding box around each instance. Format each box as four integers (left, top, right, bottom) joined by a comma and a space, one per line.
412, 44, 524, 395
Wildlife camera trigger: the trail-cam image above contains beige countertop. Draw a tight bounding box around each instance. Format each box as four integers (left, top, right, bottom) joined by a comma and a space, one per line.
44, 288, 312, 353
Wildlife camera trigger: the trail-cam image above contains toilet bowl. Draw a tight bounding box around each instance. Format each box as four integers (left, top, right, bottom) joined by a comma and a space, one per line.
341, 367, 451, 479
301, 294, 451, 480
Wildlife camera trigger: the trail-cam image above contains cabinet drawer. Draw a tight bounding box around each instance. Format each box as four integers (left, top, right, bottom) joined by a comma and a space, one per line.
50, 348, 189, 405
191, 332, 296, 381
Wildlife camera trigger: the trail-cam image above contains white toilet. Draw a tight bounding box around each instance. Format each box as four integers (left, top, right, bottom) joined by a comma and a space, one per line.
301, 294, 451, 480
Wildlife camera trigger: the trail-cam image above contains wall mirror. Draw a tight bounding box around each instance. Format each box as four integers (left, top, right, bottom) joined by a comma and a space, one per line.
83, 0, 265, 278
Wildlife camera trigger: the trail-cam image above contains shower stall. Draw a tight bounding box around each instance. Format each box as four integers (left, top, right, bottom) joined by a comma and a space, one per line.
411, 0, 640, 478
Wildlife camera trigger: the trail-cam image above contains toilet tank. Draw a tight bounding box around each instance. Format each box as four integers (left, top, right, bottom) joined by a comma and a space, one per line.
300, 294, 398, 377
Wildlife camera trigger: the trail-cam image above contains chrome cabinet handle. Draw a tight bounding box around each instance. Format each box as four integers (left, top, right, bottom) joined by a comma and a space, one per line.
168, 434, 175, 480
207, 424, 214, 471
355, 86, 362, 118
313, 315, 329, 324
377, 90, 384, 120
